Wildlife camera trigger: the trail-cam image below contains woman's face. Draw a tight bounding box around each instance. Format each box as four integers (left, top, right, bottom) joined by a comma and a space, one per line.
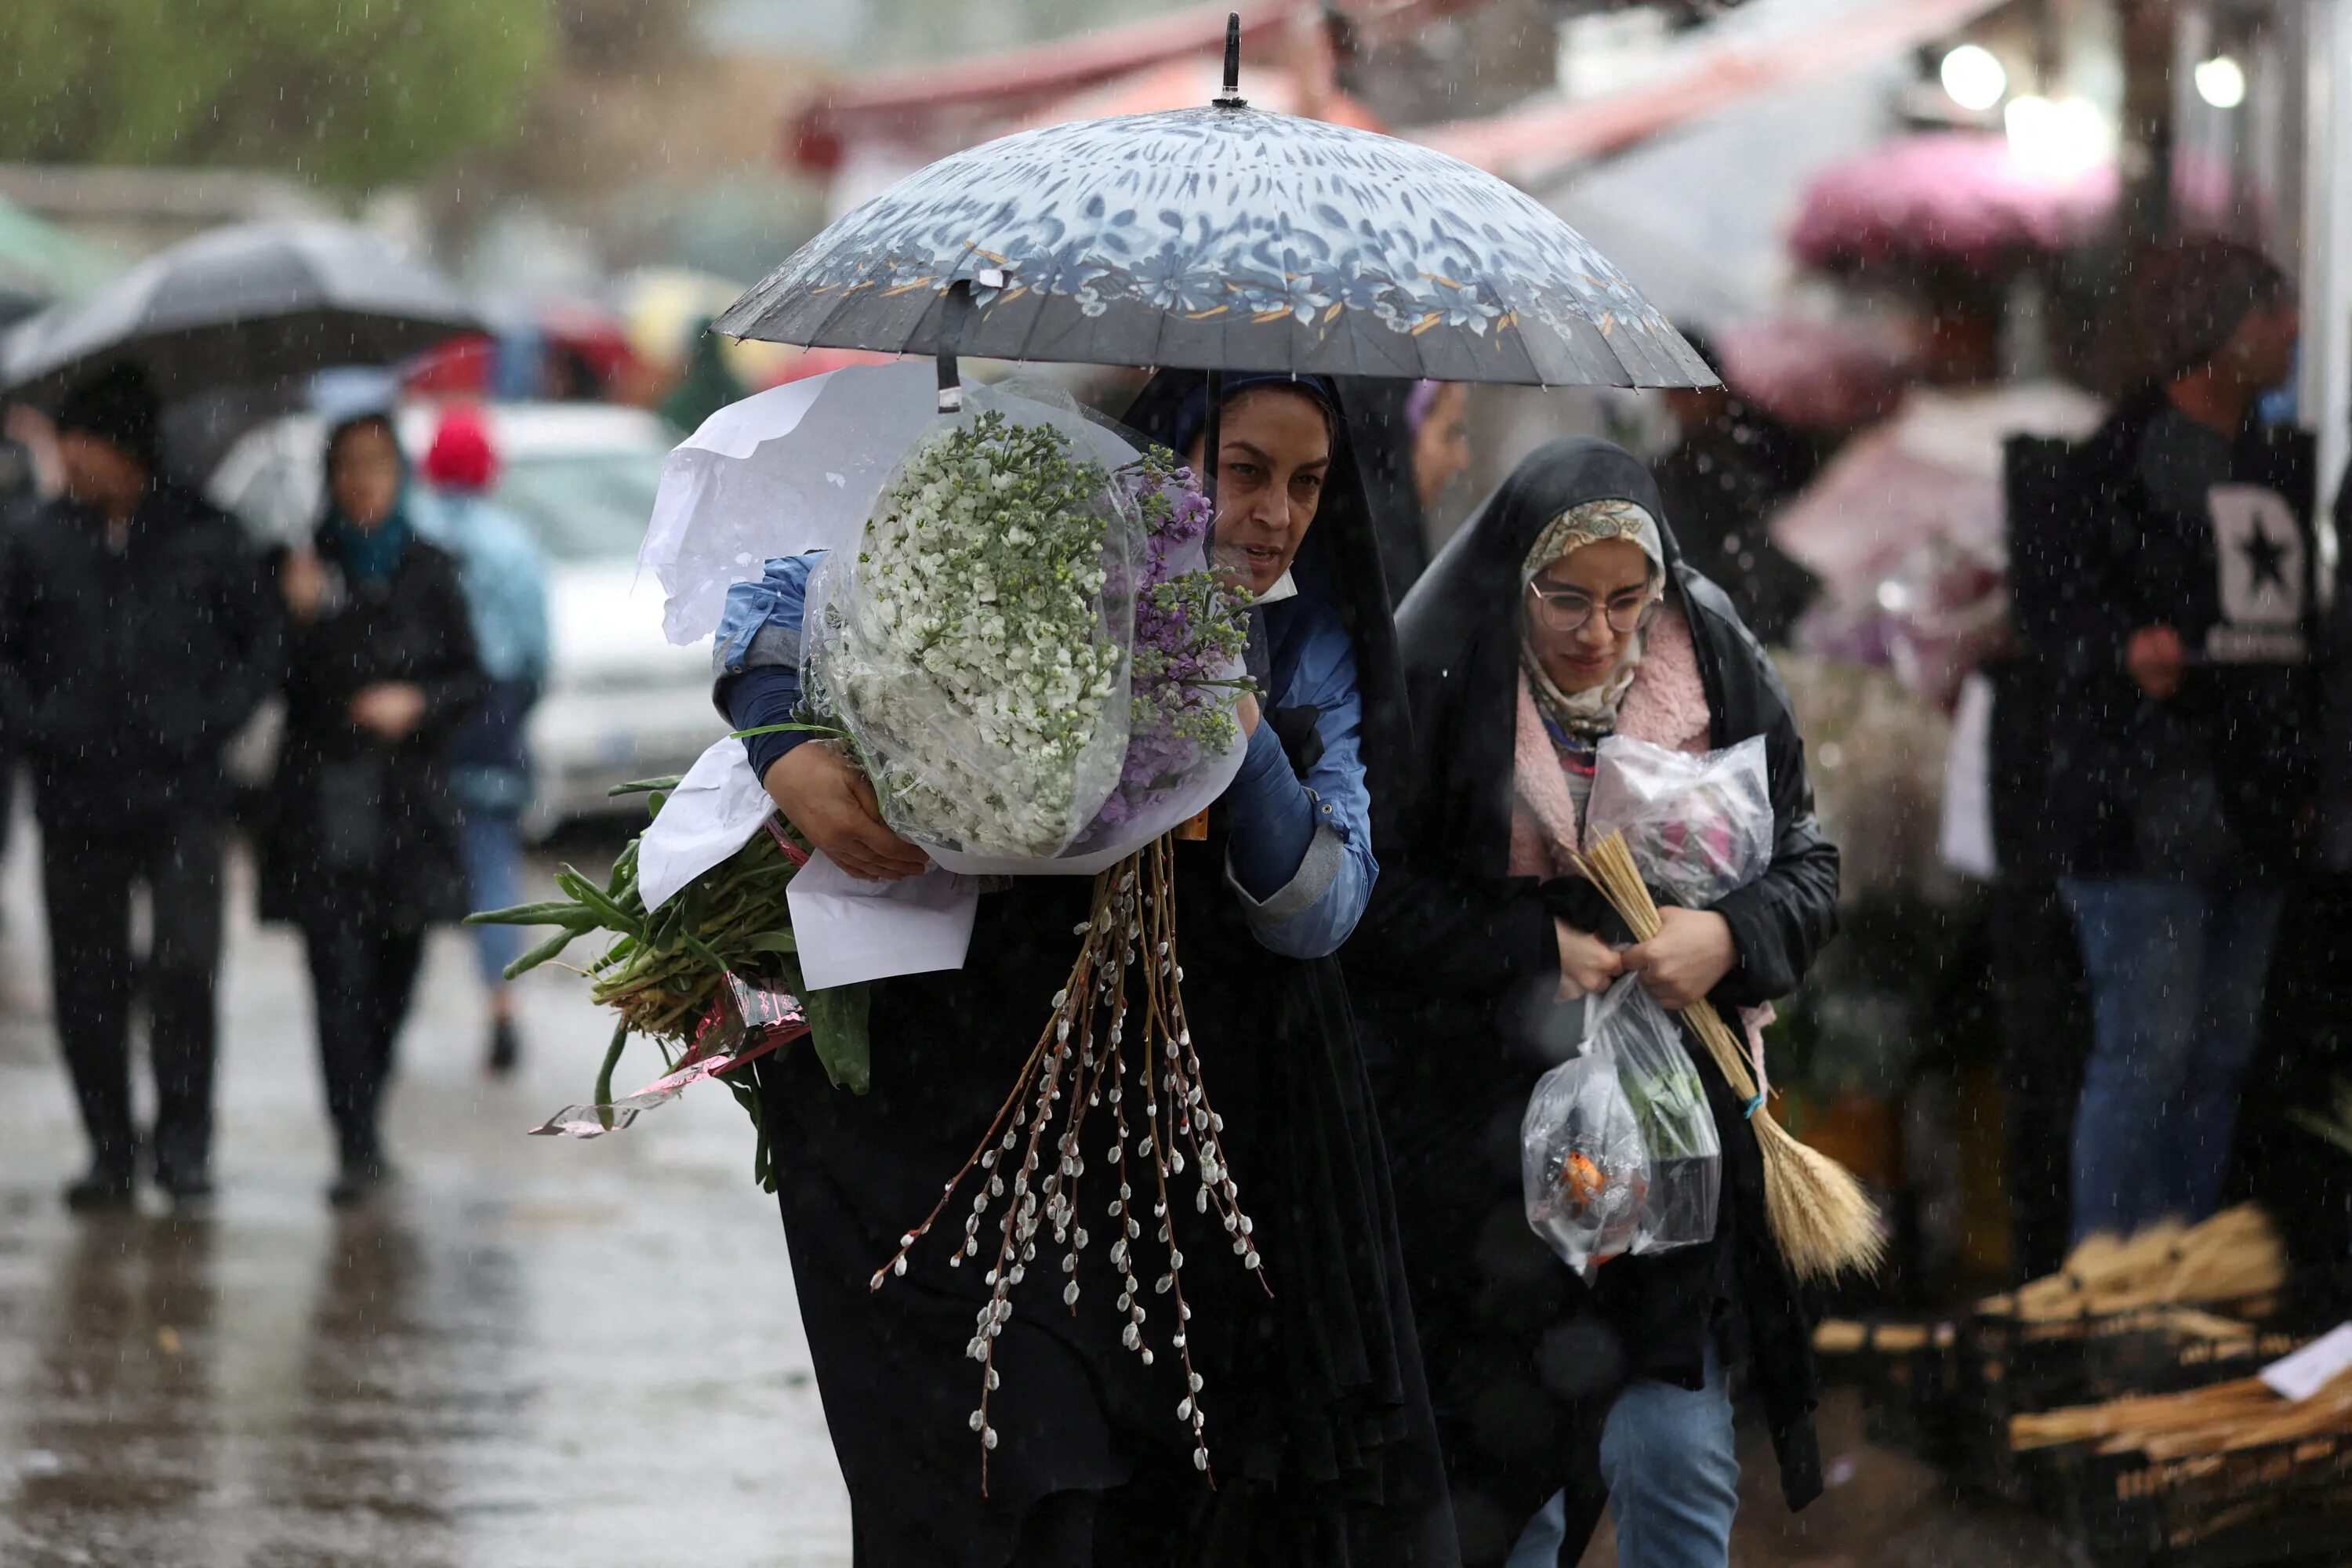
1186, 387, 1331, 597
1525, 536, 1655, 695
1412, 382, 1472, 510
328, 420, 402, 530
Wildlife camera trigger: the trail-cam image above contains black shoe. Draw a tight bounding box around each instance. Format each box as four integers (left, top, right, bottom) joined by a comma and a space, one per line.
328, 1153, 392, 1208
154, 1166, 216, 1208
63, 1165, 136, 1212
487, 1017, 521, 1077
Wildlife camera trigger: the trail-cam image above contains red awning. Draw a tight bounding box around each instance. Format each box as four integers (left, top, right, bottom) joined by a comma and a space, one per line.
786, 0, 1472, 174
1411, 0, 2011, 184
789, 2, 1296, 173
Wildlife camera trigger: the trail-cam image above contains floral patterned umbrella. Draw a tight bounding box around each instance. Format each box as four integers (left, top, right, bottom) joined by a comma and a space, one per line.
718, 36, 1706, 389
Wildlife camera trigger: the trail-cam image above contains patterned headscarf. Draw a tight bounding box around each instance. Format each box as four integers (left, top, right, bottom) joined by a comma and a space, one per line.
1519, 497, 1666, 735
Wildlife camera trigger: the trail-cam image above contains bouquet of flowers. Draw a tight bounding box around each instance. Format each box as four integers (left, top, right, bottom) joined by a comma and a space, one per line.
467, 784, 870, 1190
808, 404, 1249, 866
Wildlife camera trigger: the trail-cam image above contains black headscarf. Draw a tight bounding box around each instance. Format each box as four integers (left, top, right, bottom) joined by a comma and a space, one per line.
1120, 369, 1416, 851
1336, 376, 1434, 604
1396, 437, 1683, 877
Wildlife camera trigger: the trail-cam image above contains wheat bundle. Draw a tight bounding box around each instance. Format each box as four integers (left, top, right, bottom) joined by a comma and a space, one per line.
2010, 1364, 2352, 1457
1570, 831, 1884, 1282
1980, 1206, 2286, 1323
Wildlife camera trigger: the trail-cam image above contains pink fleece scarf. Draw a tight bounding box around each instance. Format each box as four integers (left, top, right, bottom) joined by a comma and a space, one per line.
1509, 604, 1710, 878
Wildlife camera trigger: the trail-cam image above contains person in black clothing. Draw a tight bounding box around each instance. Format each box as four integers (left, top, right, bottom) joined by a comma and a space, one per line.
719, 372, 1457, 1566
1648, 328, 1819, 647
2019, 238, 2312, 1243
0, 365, 283, 1208
1354, 438, 1837, 1566
260, 410, 484, 1204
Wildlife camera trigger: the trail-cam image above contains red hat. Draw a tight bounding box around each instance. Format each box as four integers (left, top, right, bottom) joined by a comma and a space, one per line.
423, 405, 500, 492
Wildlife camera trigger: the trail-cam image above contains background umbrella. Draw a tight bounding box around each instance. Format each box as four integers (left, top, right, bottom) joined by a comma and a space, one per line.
0, 219, 477, 408
717, 20, 1706, 390
0, 194, 124, 325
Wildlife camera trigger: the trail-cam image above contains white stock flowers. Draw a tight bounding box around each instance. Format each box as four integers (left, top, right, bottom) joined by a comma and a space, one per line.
821, 412, 1132, 857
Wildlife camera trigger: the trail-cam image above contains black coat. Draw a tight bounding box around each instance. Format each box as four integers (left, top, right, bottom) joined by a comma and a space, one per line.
0, 482, 282, 831
2005, 390, 2319, 881
1353, 438, 1836, 1566
258, 527, 485, 928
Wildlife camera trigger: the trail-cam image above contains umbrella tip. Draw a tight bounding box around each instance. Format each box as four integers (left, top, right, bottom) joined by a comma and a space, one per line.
1215, 13, 1247, 108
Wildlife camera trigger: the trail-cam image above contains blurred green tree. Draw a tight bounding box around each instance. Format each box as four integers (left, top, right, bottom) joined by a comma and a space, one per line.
0, 0, 555, 187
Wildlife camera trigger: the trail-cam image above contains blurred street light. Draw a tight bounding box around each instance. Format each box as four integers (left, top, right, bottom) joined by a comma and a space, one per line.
1940, 44, 2009, 112
2194, 54, 2247, 110
2004, 93, 2112, 178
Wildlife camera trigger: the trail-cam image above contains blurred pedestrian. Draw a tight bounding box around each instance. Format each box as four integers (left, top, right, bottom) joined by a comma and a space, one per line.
412, 405, 550, 1076
658, 318, 746, 434
0, 365, 282, 1208
1338, 377, 1473, 604
1650, 328, 1820, 645
2036, 237, 2312, 1242
261, 408, 485, 1203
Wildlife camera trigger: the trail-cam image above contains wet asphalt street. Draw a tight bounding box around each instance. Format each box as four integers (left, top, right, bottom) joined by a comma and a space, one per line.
0, 813, 2071, 1568
0, 818, 853, 1568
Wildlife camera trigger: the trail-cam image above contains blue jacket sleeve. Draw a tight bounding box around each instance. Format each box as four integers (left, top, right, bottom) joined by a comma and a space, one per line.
712, 554, 819, 778
1222, 607, 1378, 960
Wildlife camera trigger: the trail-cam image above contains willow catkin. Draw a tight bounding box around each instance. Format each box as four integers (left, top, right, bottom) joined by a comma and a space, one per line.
1570, 832, 1884, 1283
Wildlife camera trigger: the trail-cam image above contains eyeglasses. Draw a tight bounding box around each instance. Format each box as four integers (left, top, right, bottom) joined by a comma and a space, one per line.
1524, 580, 1659, 635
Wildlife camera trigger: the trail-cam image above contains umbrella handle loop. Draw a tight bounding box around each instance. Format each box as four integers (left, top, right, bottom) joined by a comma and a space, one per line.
936, 279, 975, 414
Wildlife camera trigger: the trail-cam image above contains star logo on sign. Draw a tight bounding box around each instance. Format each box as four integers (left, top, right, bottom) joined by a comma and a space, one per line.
2241, 519, 2291, 593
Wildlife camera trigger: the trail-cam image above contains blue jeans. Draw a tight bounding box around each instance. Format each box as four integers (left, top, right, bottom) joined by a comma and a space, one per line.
457, 808, 524, 993
2061, 878, 2285, 1242
1505, 1341, 1738, 1568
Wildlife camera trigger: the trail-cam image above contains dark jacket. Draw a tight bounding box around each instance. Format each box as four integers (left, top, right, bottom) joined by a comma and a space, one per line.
2007, 389, 2318, 881
258, 528, 485, 928
1650, 404, 1820, 646
0, 481, 282, 830
1354, 438, 1835, 1564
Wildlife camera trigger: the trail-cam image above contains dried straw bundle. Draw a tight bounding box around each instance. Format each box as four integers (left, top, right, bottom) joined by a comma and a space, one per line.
1980, 1205, 2287, 1323
2010, 1363, 2352, 1457
1571, 832, 1884, 1283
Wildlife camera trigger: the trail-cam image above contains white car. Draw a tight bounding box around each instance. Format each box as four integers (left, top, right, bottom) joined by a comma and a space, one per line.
209, 402, 724, 836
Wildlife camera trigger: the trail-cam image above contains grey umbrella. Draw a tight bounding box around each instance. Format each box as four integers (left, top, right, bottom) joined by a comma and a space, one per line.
717, 25, 1708, 390
0, 220, 477, 408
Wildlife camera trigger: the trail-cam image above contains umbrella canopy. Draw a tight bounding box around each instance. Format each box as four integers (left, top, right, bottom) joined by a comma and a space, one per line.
0, 194, 123, 307
1788, 132, 2118, 277
719, 104, 1708, 387
1, 220, 477, 408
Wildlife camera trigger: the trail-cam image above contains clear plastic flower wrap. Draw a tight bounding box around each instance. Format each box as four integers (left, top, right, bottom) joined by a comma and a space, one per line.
1586, 976, 1721, 1254
1522, 1042, 1650, 1274
801, 384, 1250, 873
1584, 734, 1773, 909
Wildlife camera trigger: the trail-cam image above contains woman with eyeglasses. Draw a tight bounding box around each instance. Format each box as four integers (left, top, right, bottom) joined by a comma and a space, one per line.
1352, 438, 1839, 1567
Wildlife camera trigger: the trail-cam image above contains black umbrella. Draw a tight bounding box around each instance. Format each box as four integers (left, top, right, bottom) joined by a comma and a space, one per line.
0, 220, 477, 408
718, 19, 1708, 391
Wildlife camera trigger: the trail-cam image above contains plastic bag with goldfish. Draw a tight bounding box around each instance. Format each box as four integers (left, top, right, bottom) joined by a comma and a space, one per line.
1521, 1045, 1650, 1275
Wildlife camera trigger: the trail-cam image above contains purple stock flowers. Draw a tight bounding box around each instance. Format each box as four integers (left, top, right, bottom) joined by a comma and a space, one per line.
1085, 449, 1251, 839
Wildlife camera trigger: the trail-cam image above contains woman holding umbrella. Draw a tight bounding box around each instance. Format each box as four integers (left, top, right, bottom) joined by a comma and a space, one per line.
721, 368, 1455, 1565
262, 407, 485, 1203
1356, 438, 1838, 1566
